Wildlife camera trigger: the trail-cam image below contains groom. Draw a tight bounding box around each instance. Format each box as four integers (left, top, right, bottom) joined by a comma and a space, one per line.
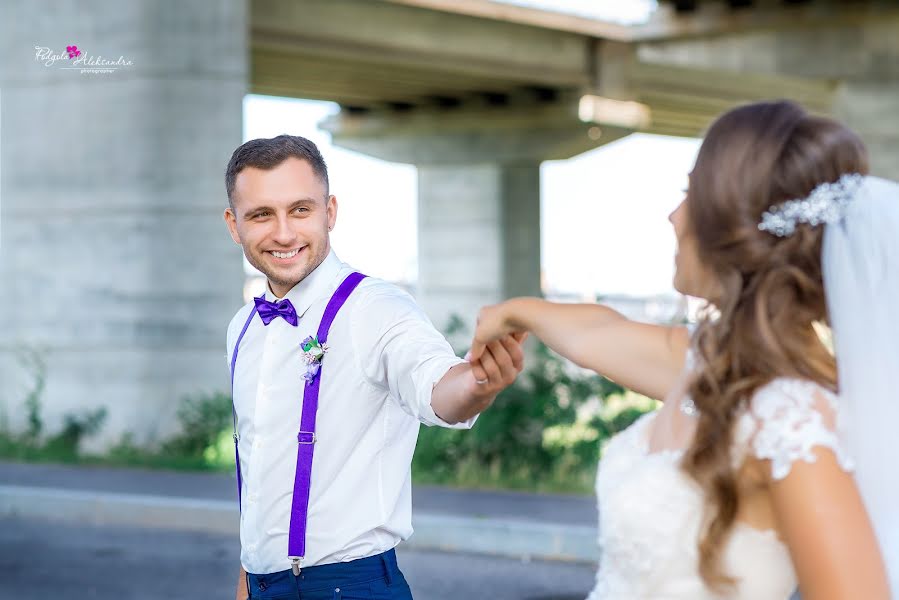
223, 135, 525, 600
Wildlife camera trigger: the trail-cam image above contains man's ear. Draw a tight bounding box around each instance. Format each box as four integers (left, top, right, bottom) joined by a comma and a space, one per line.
327, 195, 338, 231
224, 207, 242, 245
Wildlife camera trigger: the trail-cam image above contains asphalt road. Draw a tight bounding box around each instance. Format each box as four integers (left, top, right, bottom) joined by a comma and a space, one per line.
0, 461, 597, 527
0, 517, 596, 600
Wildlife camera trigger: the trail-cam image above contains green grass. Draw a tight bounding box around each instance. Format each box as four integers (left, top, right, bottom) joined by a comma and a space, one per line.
0, 441, 596, 495
0, 431, 234, 472
412, 455, 597, 495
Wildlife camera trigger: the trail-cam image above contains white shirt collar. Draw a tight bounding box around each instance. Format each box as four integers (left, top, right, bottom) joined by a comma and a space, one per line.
265, 250, 344, 320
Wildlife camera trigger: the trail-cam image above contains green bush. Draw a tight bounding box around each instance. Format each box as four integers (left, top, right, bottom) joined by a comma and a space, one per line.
0, 349, 233, 470
18, 347, 47, 445
160, 392, 233, 458
42, 407, 108, 458
0, 346, 109, 462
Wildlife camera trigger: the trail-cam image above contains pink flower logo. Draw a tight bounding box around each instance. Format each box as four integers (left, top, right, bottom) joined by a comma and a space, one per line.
66, 45, 81, 59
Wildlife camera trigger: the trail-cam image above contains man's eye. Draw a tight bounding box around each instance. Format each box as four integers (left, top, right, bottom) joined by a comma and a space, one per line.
294, 207, 309, 214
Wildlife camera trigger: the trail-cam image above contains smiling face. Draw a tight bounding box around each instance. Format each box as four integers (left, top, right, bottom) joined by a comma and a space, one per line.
224, 157, 337, 298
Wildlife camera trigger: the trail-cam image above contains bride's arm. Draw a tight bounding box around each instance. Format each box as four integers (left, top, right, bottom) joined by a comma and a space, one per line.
752, 386, 890, 598
768, 448, 889, 599
469, 297, 690, 401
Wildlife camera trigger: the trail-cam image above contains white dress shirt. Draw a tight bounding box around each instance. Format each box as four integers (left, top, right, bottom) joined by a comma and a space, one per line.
227, 251, 472, 574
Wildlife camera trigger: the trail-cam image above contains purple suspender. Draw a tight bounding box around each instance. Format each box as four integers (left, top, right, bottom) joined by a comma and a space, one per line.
229, 302, 259, 511
228, 273, 367, 575
288, 271, 366, 575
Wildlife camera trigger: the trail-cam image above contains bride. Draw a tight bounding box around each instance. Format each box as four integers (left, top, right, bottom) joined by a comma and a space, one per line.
468, 101, 896, 599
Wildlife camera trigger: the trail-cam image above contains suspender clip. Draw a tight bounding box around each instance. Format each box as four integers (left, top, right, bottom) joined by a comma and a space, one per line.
291, 556, 303, 576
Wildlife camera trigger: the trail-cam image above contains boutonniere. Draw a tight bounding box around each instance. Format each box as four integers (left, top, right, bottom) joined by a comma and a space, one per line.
301, 335, 329, 384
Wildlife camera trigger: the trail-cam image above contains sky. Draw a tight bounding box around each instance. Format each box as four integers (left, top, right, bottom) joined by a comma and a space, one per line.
243, 94, 701, 299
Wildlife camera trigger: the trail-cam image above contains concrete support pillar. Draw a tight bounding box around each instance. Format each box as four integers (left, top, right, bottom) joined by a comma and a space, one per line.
0, 1, 248, 447
417, 163, 541, 332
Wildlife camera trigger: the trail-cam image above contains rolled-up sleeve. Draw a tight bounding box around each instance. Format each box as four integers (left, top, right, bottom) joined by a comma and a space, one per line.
351, 282, 474, 429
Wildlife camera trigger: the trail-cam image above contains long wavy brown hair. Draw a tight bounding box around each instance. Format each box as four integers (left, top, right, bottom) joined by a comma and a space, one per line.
682, 101, 869, 591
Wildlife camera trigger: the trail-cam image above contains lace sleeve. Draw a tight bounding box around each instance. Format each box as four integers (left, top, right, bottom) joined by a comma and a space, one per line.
736, 378, 855, 480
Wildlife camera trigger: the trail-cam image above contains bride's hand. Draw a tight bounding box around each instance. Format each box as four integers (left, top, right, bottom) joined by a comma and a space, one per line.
468, 302, 528, 362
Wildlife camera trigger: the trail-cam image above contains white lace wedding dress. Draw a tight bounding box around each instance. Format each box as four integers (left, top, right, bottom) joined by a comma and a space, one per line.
588, 355, 853, 599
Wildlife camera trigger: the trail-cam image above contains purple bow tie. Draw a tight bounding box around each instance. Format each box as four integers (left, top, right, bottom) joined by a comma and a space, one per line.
254, 297, 299, 326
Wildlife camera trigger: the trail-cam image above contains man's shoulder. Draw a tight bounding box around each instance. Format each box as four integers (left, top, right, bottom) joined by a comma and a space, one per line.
340, 274, 434, 331
352, 276, 418, 310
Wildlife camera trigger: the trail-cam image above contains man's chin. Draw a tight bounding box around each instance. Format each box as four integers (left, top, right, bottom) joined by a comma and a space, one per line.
249, 248, 325, 288
269, 261, 317, 286
265, 268, 303, 287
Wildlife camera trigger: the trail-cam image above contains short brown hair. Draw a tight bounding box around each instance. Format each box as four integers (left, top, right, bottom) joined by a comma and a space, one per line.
225, 135, 329, 209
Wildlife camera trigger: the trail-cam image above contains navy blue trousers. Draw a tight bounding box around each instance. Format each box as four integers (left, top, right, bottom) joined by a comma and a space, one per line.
246, 549, 413, 600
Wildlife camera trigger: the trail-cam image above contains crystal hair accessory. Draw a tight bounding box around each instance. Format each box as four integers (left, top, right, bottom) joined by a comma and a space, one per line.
758, 173, 865, 237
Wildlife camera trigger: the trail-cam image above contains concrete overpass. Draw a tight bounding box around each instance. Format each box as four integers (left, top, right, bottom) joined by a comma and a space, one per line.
1, 0, 896, 445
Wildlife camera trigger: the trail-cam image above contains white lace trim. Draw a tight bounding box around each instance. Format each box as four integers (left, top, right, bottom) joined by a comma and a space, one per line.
741, 378, 854, 480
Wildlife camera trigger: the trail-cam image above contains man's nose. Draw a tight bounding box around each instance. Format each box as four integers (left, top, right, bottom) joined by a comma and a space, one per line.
272, 215, 295, 245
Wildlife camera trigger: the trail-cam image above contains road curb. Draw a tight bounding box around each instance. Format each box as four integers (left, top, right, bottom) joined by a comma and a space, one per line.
0, 485, 597, 563
405, 512, 598, 563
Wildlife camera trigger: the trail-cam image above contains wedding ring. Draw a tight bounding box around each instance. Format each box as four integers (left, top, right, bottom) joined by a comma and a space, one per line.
475, 378, 489, 385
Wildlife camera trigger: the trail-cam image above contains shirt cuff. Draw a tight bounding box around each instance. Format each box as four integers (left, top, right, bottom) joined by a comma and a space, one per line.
415, 355, 477, 429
